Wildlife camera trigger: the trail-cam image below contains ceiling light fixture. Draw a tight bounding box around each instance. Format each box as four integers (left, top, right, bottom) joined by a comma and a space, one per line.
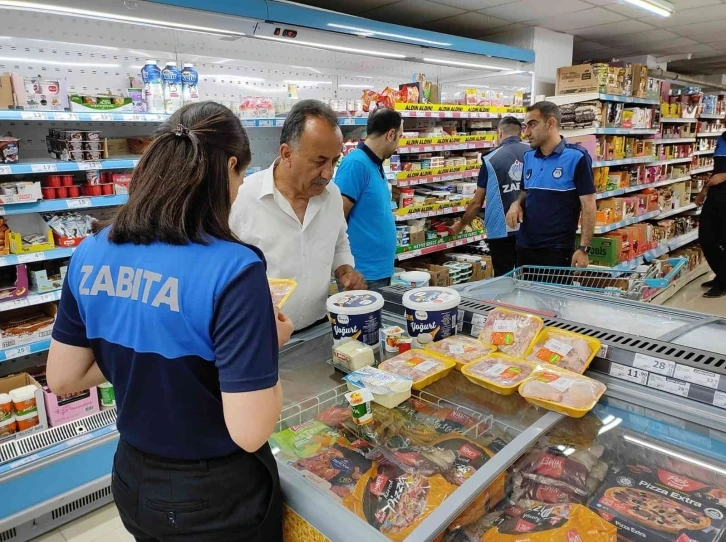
423, 57, 508, 71
327, 23, 451, 46
258, 36, 406, 59
623, 435, 726, 476
0, 1, 246, 36
0, 55, 119, 67
621, 0, 674, 17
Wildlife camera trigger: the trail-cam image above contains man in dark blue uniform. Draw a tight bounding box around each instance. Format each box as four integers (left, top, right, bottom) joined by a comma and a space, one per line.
695, 132, 726, 298
506, 101, 596, 268
453, 116, 528, 276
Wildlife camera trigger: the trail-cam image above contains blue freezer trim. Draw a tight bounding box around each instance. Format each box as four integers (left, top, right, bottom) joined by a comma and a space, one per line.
147, 0, 269, 19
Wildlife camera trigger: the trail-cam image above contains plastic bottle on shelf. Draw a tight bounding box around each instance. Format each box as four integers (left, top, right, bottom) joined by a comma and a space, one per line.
141, 60, 164, 114
98, 381, 115, 409
181, 63, 199, 105
162, 61, 183, 114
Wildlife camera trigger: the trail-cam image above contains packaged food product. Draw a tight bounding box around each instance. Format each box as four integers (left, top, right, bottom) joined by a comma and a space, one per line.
344, 366, 413, 408
378, 349, 455, 390
326, 290, 384, 348
510, 472, 585, 504
15, 411, 39, 431
382, 325, 405, 353
524, 328, 601, 374
97, 382, 115, 408
591, 462, 726, 542
0, 137, 20, 164
268, 278, 297, 308
269, 420, 348, 461
9, 385, 37, 417
462, 354, 536, 395
345, 389, 374, 426
344, 464, 455, 541
402, 287, 461, 348
425, 336, 494, 371
333, 340, 375, 372
512, 447, 605, 497
292, 442, 374, 500
0, 393, 12, 422
477, 308, 544, 357
518, 366, 607, 417
0, 415, 16, 438
315, 405, 351, 428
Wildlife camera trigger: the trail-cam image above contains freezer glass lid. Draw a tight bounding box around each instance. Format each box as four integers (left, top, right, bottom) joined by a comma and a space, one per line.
671, 319, 726, 356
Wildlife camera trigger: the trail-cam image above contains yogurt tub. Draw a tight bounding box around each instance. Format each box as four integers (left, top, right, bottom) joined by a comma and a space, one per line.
9, 385, 37, 417
402, 287, 461, 348
392, 267, 406, 283
326, 290, 384, 348
16, 411, 39, 431
398, 271, 431, 288
0, 393, 12, 422
0, 415, 16, 438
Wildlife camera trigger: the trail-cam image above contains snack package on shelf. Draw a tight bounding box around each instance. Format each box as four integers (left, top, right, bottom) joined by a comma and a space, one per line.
461, 354, 537, 395
378, 349, 456, 390
518, 366, 607, 418
524, 328, 601, 374
425, 335, 494, 371
477, 308, 544, 358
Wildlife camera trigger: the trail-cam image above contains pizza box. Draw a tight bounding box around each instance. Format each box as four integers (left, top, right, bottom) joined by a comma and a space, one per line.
590, 463, 726, 542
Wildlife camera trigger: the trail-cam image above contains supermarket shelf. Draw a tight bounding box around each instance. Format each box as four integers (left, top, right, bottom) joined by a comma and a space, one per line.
0, 110, 168, 122
693, 149, 715, 156
0, 157, 139, 175
657, 203, 697, 219
592, 156, 653, 167
660, 118, 698, 123
684, 208, 702, 216
0, 290, 61, 312
0, 247, 75, 267
649, 157, 692, 167
395, 204, 467, 221
648, 262, 711, 305
586, 209, 661, 234
398, 141, 494, 154
699, 114, 725, 120
668, 229, 700, 251
547, 93, 659, 106
610, 256, 644, 271
562, 127, 658, 137
647, 175, 692, 189
396, 233, 486, 261
697, 132, 722, 137
595, 176, 692, 200
653, 137, 696, 144
0, 195, 128, 215
0, 339, 51, 362
389, 168, 480, 188
691, 166, 714, 175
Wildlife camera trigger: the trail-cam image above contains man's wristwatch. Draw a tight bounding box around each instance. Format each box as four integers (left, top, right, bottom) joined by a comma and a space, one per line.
577, 245, 592, 254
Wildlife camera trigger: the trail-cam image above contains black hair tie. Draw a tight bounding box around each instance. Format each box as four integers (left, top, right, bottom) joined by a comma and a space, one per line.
173, 124, 190, 137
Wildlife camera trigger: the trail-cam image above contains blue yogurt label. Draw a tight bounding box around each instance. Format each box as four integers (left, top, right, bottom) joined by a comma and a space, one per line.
329, 309, 382, 347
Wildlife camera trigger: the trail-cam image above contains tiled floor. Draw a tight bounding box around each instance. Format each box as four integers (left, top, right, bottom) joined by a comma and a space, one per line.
665, 271, 726, 317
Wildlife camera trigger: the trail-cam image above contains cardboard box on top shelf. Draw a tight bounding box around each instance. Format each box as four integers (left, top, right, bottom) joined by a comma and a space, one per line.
5, 215, 55, 255
104, 138, 129, 156
0, 74, 13, 109
555, 64, 600, 95
630, 64, 649, 99
43, 385, 100, 427
400, 262, 451, 287
0, 373, 48, 444
9, 74, 69, 111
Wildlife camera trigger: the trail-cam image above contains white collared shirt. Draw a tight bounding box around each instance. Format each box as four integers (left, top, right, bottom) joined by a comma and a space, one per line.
230, 160, 355, 330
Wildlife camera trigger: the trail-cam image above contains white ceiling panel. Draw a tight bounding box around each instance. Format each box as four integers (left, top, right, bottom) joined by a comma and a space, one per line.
293, 0, 398, 15
582, 0, 619, 5
635, 36, 699, 50
597, 28, 680, 46
529, 8, 627, 32
573, 19, 656, 38
361, 0, 466, 24
479, 0, 591, 23
573, 38, 612, 52
657, 4, 726, 27
430, 0, 511, 9
649, 42, 720, 54
422, 12, 514, 37
692, 31, 726, 43
670, 19, 726, 36
478, 22, 531, 37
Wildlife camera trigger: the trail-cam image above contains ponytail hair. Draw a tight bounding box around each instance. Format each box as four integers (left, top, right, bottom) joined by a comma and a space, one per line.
106, 101, 251, 245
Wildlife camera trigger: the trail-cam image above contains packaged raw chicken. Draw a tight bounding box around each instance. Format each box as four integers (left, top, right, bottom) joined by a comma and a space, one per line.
477, 308, 544, 358
425, 336, 494, 371
268, 278, 297, 308
378, 349, 456, 390
524, 327, 601, 374
462, 354, 537, 395
518, 366, 606, 417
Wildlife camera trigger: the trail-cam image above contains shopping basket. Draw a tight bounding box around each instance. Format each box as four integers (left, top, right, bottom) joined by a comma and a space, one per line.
504, 258, 687, 300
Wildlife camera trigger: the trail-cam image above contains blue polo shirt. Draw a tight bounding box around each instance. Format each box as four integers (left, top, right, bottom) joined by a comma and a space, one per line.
518, 138, 595, 249
52, 228, 278, 460
712, 132, 726, 199
334, 143, 396, 281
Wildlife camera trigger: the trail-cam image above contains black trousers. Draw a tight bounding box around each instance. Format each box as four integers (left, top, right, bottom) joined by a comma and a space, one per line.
515, 244, 573, 268
112, 439, 282, 542
700, 191, 726, 289
487, 236, 517, 277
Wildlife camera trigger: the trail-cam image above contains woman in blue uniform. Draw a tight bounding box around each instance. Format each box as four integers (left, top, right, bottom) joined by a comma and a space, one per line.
45, 101, 293, 541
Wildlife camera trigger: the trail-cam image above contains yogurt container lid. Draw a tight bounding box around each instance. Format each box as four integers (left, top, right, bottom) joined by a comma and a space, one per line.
0, 393, 10, 403
0, 415, 15, 427
403, 287, 461, 310
326, 290, 384, 315
9, 385, 36, 403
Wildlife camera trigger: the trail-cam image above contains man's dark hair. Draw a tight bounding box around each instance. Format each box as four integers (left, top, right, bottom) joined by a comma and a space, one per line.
281, 99, 339, 148
366, 107, 402, 137
499, 116, 522, 134
106, 101, 250, 246
526, 101, 561, 125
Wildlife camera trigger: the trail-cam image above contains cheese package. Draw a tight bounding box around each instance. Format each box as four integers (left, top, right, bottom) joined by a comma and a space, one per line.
269, 420, 348, 461
332, 340, 375, 372
462, 354, 537, 395
344, 366, 413, 408
268, 278, 297, 308
524, 327, 601, 374
518, 366, 606, 418
425, 335, 494, 371
477, 308, 543, 358
378, 349, 456, 390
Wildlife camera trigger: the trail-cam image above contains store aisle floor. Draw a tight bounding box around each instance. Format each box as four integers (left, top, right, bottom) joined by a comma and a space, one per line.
34, 504, 131, 542
665, 272, 726, 317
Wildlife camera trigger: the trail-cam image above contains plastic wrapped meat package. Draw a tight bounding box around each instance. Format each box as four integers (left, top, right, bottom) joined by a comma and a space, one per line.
524, 328, 601, 374
378, 350, 456, 389
518, 366, 607, 417
461, 354, 537, 395
477, 308, 543, 358
425, 336, 494, 371
268, 278, 297, 308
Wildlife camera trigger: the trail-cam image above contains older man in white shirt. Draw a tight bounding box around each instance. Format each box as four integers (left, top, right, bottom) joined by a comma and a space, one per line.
230, 100, 366, 330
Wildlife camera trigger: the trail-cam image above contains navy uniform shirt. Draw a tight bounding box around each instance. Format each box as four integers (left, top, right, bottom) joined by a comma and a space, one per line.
518, 138, 595, 249
712, 132, 726, 200
52, 228, 278, 460
477, 136, 529, 239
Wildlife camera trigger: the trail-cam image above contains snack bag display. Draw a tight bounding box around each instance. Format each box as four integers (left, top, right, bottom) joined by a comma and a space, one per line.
518, 366, 606, 417
461, 354, 537, 395
270, 420, 348, 461
524, 328, 601, 374
378, 350, 456, 390
425, 336, 494, 371
268, 278, 297, 308
477, 308, 543, 358
344, 464, 455, 542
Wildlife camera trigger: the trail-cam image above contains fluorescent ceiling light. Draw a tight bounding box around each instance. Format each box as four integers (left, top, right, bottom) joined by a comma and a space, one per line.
0, 55, 119, 67
291, 65, 323, 74
339, 84, 374, 88
622, 0, 673, 17
0, 1, 245, 36
424, 57, 508, 71
624, 435, 726, 476
258, 36, 406, 59
284, 80, 333, 85
327, 23, 451, 47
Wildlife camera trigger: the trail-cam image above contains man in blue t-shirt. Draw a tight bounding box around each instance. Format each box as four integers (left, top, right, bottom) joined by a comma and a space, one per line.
335, 108, 402, 289
506, 101, 596, 268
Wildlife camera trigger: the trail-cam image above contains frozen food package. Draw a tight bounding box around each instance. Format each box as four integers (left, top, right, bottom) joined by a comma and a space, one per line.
425, 335, 494, 371
378, 349, 456, 390
344, 464, 455, 542
518, 366, 606, 417
477, 308, 544, 358
269, 420, 348, 461
268, 278, 297, 308
524, 327, 601, 374
315, 405, 351, 428
344, 366, 413, 408
462, 354, 537, 395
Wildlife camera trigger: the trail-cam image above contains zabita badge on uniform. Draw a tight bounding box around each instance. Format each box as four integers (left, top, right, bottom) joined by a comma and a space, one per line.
553, 167, 563, 179
525, 169, 532, 180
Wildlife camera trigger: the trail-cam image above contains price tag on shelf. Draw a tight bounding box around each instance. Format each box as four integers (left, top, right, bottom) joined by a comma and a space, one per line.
17, 252, 46, 264
342, 118, 356, 125
5, 345, 31, 359
470, 313, 488, 336
126, 114, 145, 122
597, 344, 609, 359
0, 257, 7, 267
0, 298, 29, 311
0, 166, 10, 175
30, 163, 57, 173
609, 362, 648, 385
423, 146, 434, 152
258, 120, 273, 127
53, 112, 79, 121
714, 391, 726, 409
648, 374, 690, 397
78, 162, 101, 171
21, 111, 48, 120
632, 353, 675, 377
90, 113, 114, 121
673, 365, 720, 389
67, 198, 92, 209
8, 454, 40, 470
38, 292, 59, 303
